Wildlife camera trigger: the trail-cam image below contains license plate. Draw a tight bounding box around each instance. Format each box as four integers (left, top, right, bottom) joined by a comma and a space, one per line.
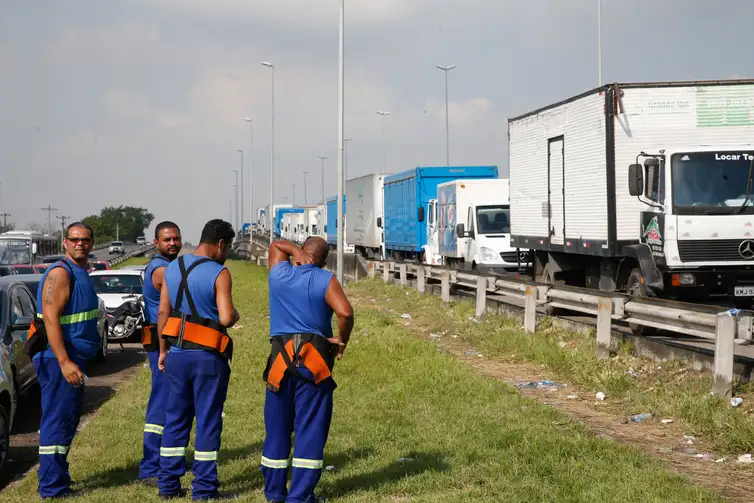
734, 286, 754, 297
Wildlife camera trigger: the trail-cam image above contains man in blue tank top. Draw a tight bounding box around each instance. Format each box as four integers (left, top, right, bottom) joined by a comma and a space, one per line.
156, 219, 240, 500
33, 222, 100, 499
261, 237, 354, 503
137, 221, 182, 486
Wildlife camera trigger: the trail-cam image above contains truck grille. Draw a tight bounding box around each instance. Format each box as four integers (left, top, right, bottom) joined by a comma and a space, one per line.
677, 239, 754, 262
501, 251, 527, 263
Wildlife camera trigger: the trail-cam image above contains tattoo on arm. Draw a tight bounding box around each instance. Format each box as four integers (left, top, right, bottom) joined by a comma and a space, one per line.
45, 277, 56, 305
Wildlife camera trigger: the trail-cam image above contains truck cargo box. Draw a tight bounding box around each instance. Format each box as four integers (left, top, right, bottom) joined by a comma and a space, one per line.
325, 196, 345, 245
383, 166, 499, 257
346, 173, 391, 254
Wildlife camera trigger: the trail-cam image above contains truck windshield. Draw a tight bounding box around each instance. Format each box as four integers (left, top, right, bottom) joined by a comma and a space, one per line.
672, 151, 754, 214
476, 206, 510, 234
0, 240, 31, 265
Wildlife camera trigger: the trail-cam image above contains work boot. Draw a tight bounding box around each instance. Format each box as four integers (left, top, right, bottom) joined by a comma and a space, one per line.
197, 491, 239, 501
159, 488, 188, 500
137, 477, 159, 488
43, 488, 88, 499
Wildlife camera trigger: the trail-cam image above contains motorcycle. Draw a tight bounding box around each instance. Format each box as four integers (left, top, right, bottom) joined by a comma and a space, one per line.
106, 294, 145, 341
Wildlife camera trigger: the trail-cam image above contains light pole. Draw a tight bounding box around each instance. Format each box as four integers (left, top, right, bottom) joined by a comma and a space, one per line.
376, 110, 390, 171
262, 61, 275, 244
291, 184, 297, 206
236, 149, 244, 229
344, 137, 352, 180
318, 156, 327, 204
336, 0, 345, 281
597, 0, 603, 86
302, 171, 309, 205
231, 169, 239, 231
436, 64, 456, 166
244, 118, 254, 230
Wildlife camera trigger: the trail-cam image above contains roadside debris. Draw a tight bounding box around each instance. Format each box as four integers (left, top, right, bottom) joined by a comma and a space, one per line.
629, 413, 652, 422
516, 380, 564, 392
731, 397, 743, 407
737, 454, 754, 464
595, 392, 606, 401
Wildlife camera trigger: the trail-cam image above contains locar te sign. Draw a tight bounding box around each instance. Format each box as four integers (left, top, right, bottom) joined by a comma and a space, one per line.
641, 213, 665, 261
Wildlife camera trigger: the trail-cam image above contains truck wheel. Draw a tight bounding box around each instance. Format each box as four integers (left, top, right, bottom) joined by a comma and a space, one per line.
626, 268, 656, 337
542, 262, 565, 316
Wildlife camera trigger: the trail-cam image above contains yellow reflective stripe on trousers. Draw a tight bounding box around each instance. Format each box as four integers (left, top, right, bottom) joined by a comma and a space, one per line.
292, 458, 323, 469
261, 456, 290, 469
58, 308, 99, 325
144, 424, 164, 435
39, 445, 70, 455
160, 446, 186, 457
194, 450, 218, 462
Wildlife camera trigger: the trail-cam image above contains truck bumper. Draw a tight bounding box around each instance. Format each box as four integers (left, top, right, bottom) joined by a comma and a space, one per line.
662, 268, 754, 307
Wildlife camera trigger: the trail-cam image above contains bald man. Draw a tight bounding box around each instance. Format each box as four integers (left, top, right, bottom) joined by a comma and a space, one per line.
260, 238, 353, 503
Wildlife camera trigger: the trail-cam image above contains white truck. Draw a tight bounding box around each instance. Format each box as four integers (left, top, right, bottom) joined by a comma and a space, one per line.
508, 79, 754, 327
300, 205, 323, 241
346, 173, 391, 259
424, 178, 528, 271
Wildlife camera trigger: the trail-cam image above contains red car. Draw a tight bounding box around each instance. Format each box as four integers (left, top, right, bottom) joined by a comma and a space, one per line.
89, 261, 111, 272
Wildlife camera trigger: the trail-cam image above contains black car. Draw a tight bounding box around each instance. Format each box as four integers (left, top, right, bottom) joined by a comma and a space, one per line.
0, 276, 40, 407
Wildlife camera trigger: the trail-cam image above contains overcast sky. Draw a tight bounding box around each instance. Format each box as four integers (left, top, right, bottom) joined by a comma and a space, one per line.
1, 0, 752, 241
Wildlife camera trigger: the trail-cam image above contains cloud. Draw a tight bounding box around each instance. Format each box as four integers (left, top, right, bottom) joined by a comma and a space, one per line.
47, 23, 160, 57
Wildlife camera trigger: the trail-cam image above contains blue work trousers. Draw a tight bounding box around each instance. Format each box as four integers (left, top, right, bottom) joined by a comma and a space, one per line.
158, 350, 230, 500
138, 350, 170, 480
261, 368, 334, 503
34, 355, 87, 499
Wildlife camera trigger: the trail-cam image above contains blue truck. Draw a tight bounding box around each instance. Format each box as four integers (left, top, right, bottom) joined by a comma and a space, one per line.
382, 166, 499, 261
325, 195, 353, 252
275, 207, 304, 238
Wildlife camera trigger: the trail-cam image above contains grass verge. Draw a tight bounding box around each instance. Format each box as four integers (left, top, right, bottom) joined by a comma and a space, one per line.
114, 257, 150, 269
0, 263, 725, 502
346, 279, 754, 457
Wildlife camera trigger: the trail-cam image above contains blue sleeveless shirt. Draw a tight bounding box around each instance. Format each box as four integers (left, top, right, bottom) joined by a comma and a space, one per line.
34, 258, 101, 363
268, 262, 334, 338
163, 253, 226, 353
143, 254, 171, 324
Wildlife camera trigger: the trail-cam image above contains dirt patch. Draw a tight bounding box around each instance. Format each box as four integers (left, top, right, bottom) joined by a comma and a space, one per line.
349, 292, 753, 503
0, 343, 146, 492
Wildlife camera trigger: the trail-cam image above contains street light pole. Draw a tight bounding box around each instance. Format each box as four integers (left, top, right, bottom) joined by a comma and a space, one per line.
291, 184, 297, 206
244, 118, 253, 231
344, 137, 352, 181
302, 171, 309, 205
318, 156, 327, 204
231, 169, 239, 231
597, 0, 603, 86
436, 64, 456, 166
262, 61, 275, 244
376, 111, 390, 171
236, 149, 244, 230
336, 0, 345, 282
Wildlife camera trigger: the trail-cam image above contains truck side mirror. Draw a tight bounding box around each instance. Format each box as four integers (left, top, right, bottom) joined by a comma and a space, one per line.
376, 217, 382, 228
628, 164, 644, 196
456, 223, 465, 238
417, 206, 425, 222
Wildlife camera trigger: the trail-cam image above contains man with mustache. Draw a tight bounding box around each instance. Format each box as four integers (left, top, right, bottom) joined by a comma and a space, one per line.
156, 219, 240, 500
138, 221, 183, 487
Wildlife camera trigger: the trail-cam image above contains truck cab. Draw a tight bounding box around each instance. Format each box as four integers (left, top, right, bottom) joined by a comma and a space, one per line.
422, 199, 443, 265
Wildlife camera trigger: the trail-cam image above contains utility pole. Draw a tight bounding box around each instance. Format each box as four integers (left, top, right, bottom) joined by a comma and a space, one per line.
291, 184, 297, 206
436, 64, 456, 166
237, 149, 244, 229
318, 156, 327, 204
57, 215, 70, 249
41, 205, 58, 234
302, 171, 309, 205
0, 213, 10, 229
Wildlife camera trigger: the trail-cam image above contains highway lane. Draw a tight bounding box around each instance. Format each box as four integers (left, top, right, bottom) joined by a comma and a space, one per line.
90, 242, 141, 262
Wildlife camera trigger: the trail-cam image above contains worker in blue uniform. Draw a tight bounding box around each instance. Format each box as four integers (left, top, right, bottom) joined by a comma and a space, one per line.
137, 221, 183, 486
156, 219, 240, 500
261, 237, 354, 503
27, 222, 101, 499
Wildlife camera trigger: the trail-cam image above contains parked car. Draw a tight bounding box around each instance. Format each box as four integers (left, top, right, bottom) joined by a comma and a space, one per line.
136, 236, 147, 245
0, 348, 16, 475
0, 276, 39, 410
89, 261, 111, 272
108, 242, 125, 255
41, 253, 97, 264
89, 269, 144, 342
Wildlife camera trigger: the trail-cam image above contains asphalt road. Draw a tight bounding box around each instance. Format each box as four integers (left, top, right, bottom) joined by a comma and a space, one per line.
90, 242, 142, 262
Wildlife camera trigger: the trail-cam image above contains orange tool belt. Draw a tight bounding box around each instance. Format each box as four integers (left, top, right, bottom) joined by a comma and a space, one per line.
160, 255, 233, 360
262, 333, 337, 392
141, 324, 159, 352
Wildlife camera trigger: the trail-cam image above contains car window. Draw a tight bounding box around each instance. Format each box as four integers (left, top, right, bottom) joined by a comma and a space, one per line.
90, 274, 143, 294
11, 289, 24, 323
16, 287, 35, 317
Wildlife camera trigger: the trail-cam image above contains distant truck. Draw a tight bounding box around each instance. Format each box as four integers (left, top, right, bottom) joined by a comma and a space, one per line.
426, 178, 528, 271
382, 166, 499, 262
275, 207, 303, 239
325, 195, 354, 253
263, 203, 292, 237
508, 79, 754, 328
346, 173, 391, 259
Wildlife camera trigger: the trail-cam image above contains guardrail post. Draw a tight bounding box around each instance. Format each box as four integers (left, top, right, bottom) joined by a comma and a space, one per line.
382, 263, 390, 283
399, 264, 407, 286
368, 262, 375, 279
475, 277, 486, 318
417, 266, 425, 294
595, 297, 612, 359
256, 256, 262, 266
712, 312, 736, 397
441, 271, 450, 303
524, 286, 537, 333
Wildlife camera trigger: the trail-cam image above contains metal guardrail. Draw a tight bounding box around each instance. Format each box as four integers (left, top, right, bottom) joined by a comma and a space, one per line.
232, 236, 747, 397
106, 244, 156, 267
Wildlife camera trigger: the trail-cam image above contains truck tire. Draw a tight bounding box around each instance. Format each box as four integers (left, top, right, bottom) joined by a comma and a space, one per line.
541, 262, 566, 316
626, 267, 657, 337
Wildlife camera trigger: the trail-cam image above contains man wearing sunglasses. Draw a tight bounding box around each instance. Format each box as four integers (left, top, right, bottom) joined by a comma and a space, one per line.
32, 222, 100, 499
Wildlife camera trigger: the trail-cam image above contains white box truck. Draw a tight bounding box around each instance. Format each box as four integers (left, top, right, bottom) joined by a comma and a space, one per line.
346, 173, 391, 259
425, 178, 528, 271
508, 79, 754, 324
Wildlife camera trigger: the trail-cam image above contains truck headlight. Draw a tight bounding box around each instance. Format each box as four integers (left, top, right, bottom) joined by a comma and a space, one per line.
671, 273, 695, 286
480, 247, 497, 262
